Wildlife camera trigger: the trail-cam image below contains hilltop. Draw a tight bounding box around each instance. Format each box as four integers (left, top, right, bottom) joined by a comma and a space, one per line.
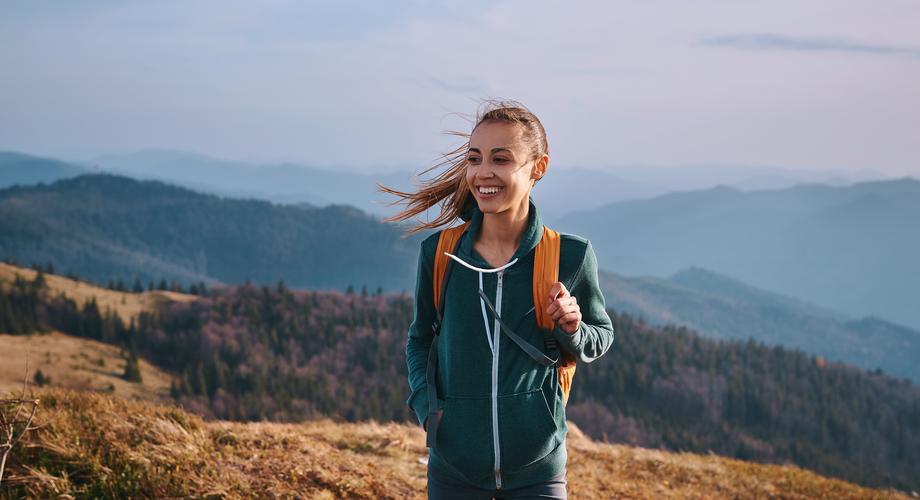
0, 388, 909, 499
0, 262, 196, 325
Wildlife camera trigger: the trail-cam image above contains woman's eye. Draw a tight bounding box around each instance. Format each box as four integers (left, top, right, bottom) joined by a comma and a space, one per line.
468, 157, 481, 164
494, 158, 508, 164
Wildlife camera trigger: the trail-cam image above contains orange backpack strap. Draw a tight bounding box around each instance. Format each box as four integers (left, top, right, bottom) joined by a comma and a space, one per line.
425, 221, 469, 448
533, 226, 578, 405
433, 222, 469, 314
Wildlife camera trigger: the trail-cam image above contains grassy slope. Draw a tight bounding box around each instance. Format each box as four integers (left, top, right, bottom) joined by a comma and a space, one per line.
0, 388, 908, 499
0, 262, 197, 325
0, 332, 173, 401
0, 263, 189, 400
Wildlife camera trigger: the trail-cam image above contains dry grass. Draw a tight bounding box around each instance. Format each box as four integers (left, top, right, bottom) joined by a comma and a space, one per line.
0, 388, 911, 499
564, 424, 911, 499
0, 262, 197, 325
0, 332, 174, 401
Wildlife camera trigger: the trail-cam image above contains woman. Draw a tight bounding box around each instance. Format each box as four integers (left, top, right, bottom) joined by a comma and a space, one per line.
381, 100, 615, 499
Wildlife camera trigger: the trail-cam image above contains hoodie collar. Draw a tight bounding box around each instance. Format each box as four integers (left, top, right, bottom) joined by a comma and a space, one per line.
455, 194, 544, 268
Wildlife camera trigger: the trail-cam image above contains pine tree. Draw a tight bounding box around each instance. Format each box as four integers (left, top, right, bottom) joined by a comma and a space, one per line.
123, 350, 143, 383
33, 369, 50, 387
33, 269, 47, 290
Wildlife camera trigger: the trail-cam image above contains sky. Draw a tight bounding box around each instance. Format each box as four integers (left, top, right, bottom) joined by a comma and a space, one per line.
1, 1, 919, 176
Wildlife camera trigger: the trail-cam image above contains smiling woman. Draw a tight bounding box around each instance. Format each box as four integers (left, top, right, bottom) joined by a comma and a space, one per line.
379, 99, 615, 499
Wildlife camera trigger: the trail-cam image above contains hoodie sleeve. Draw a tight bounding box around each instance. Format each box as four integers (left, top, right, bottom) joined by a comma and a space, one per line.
552, 240, 615, 363
405, 236, 437, 427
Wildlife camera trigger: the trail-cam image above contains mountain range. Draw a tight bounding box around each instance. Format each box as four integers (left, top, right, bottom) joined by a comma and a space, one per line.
0, 173, 421, 291
600, 266, 920, 382
559, 178, 920, 330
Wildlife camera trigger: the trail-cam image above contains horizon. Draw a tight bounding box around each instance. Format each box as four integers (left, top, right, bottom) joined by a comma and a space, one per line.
2, 147, 912, 183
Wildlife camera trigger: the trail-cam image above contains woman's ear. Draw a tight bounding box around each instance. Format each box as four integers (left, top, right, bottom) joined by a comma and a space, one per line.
532, 154, 549, 182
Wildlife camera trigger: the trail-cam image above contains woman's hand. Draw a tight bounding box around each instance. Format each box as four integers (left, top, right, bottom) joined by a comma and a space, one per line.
546, 282, 581, 335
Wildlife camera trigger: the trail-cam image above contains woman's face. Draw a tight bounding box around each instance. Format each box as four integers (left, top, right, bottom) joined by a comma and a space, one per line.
465, 120, 546, 216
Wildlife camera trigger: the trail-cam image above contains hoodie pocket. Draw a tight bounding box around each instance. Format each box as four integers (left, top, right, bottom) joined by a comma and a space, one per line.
435, 396, 494, 484
498, 388, 559, 472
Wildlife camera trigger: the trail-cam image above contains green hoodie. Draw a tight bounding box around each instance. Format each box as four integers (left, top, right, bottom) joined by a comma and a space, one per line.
405, 196, 615, 491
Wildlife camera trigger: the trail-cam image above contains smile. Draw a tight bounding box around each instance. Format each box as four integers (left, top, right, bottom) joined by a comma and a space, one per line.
477, 186, 504, 196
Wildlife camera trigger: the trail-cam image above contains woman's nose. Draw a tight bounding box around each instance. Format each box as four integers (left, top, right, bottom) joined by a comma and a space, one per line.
476, 165, 496, 178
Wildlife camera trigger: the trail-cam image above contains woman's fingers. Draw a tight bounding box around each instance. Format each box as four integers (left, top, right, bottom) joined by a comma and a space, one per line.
549, 297, 579, 323
546, 282, 573, 317
546, 282, 581, 333
546, 282, 568, 309
558, 310, 581, 325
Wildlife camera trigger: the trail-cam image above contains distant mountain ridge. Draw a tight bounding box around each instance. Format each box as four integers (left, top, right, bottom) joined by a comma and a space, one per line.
599, 266, 920, 382
3, 149, 906, 225
0, 151, 89, 188
561, 178, 920, 330
92, 150, 897, 222
0, 173, 422, 291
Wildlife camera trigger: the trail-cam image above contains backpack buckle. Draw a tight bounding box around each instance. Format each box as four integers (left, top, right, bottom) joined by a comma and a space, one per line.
431, 319, 441, 335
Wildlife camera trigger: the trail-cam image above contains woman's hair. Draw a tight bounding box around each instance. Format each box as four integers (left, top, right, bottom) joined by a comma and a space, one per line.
379, 99, 549, 235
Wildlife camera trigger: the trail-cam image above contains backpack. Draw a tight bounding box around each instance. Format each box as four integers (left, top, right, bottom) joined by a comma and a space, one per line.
424, 221, 578, 446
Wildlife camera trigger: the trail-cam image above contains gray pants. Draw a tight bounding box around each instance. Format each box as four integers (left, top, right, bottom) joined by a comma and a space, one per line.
427, 466, 567, 499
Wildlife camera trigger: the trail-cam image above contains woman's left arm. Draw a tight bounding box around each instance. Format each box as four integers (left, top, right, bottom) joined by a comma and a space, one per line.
548, 240, 615, 363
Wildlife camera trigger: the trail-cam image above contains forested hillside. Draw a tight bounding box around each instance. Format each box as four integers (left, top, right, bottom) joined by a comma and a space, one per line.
0, 174, 421, 291
2, 269, 918, 492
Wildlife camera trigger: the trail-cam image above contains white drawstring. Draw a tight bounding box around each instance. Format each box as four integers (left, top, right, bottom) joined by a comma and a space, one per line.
444, 252, 518, 273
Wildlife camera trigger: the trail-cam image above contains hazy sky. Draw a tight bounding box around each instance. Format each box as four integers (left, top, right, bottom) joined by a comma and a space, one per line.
1, 1, 919, 175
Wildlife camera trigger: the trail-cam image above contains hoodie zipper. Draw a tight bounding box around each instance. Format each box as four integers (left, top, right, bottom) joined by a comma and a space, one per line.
444, 252, 517, 490
492, 270, 504, 489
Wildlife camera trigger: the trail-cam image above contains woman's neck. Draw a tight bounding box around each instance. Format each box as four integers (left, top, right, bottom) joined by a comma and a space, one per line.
476, 196, 530, 256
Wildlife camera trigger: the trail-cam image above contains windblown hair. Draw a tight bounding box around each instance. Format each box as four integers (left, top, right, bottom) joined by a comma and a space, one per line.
379, 99, 549, 235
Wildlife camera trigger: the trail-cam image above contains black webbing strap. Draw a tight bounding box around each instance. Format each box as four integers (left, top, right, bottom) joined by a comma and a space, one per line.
478, 288, 559, 367
425, 333, 440, 448
425, 255, 455, 449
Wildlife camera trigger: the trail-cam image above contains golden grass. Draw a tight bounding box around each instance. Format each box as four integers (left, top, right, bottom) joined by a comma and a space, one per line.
0, 332, 174, 401
0, 262, 197, 325
0, 388, 910, 499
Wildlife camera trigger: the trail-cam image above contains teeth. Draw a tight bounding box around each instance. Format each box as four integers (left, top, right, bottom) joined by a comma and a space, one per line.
478, 186, 503, 194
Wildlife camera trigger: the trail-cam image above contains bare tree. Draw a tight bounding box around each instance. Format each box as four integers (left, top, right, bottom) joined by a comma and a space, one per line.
0, 355, 41, 487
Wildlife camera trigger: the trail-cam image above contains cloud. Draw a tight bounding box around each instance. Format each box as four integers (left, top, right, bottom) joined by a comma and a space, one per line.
700, 33, 920, 59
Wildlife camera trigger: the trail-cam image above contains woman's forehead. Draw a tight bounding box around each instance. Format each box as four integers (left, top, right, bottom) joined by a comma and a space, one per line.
469, 121, 525, 152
